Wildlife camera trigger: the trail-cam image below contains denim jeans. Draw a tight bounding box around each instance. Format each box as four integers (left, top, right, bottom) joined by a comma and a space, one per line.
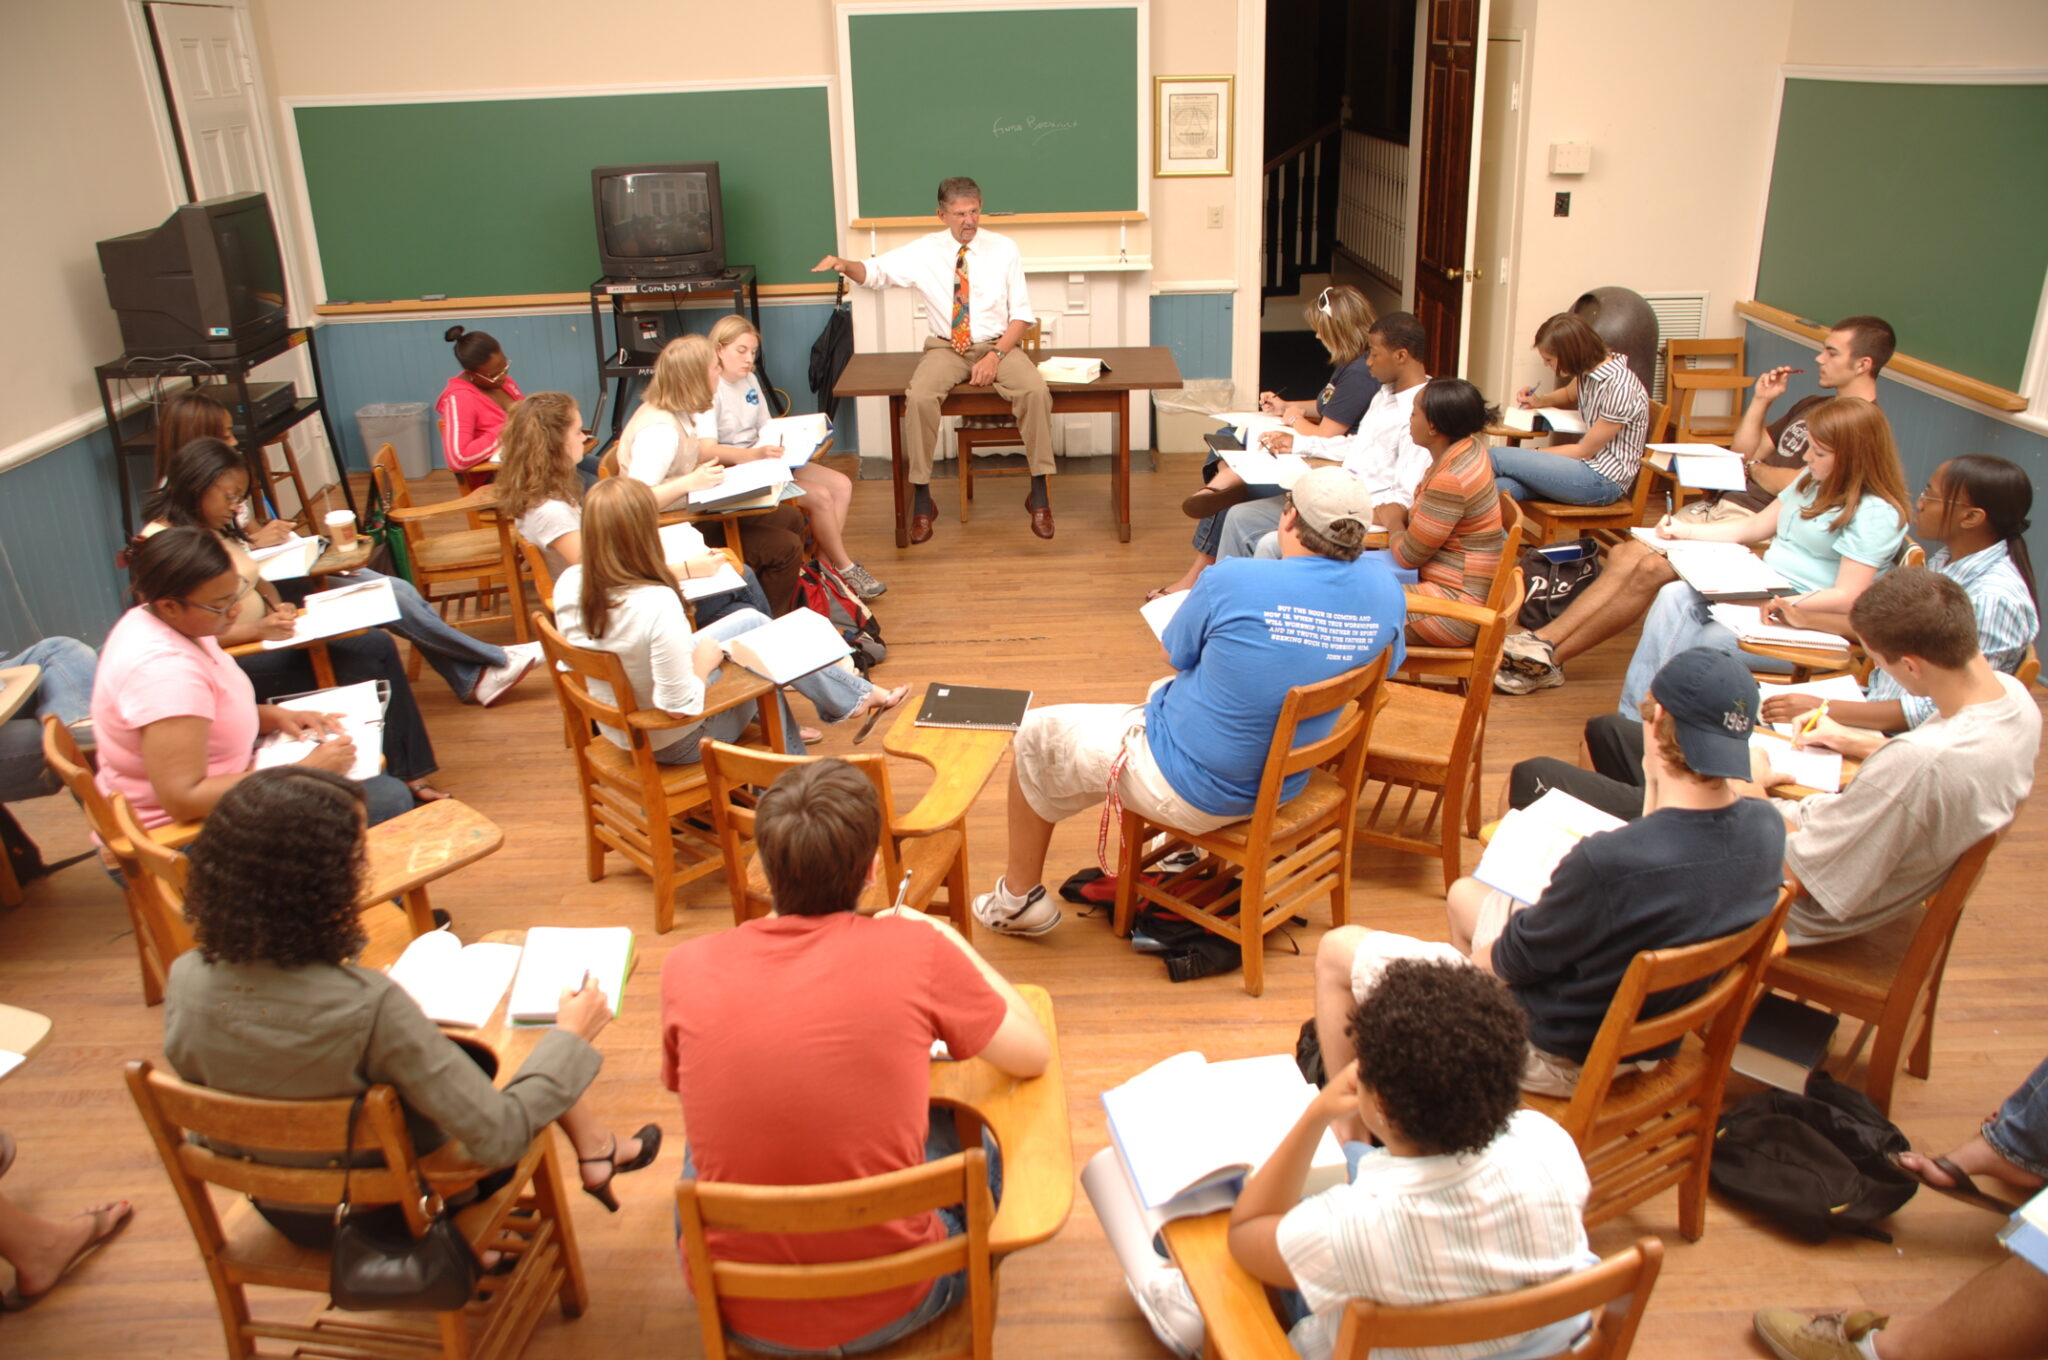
1618, 581, 1789, 718
1984, 1055, 2048, 1181
650, 609, 871, 764
1489, 447, 1626, 505
312, 569, 507, 701
692, 566, 777, 630
0, 637, 96, 802
1218, 496, 1286, 561
1189, 453, 1284, 557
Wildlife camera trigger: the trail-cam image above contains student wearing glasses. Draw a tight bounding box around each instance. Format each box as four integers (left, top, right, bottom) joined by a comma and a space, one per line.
437, 326, 522, 475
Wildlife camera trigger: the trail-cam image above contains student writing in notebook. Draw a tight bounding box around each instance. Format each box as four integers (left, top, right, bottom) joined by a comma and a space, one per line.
147, 388, 291, 545
661, 759, 1047, 1354
1489, 313, 1649, 507
1227, 960, 1592, 1360
974, 469, 1406, 936
1314, 648, 1785, 1098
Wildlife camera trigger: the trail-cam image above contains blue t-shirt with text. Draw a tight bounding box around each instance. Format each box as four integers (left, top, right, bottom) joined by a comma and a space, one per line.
1146, 555, 1406, 817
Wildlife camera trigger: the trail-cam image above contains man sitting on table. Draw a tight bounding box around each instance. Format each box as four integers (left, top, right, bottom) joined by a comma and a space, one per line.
813, 175, 1055, 543
1314, 647, 1785, 1098
1499, 569, 2038, 947
660, 758, 1049, 1355
1229, 959, 1593, 1360
1217, 311, 1433, 561
973, 467, 1407, 936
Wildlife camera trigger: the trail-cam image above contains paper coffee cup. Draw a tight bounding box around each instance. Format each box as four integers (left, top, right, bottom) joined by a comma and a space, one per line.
324, 509, 358, 547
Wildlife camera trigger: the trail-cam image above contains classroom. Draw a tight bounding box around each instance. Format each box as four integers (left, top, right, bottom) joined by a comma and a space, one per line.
4, 1, 2048, 1357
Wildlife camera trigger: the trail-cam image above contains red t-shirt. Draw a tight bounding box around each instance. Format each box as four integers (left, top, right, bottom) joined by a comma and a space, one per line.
660, 912, 1007, 1349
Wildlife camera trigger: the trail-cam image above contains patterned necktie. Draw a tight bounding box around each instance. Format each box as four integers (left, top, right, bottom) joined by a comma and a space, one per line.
950, 243, 971, 354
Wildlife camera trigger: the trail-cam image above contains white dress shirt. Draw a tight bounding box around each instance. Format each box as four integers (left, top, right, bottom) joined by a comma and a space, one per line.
1295, 379, 1432, 510
861, 228, 1036, 345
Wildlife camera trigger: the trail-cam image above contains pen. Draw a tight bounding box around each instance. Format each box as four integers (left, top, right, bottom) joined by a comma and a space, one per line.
1798, 701, 1829, 740
890, 870, 912, 914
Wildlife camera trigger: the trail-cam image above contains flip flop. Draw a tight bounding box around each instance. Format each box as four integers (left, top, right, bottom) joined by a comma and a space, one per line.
1889, 1152, 2028, 1213
0, 1200, 135, 1310
852, 685, 910, 746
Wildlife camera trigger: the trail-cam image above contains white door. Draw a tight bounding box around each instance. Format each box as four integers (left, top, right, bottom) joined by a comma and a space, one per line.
148, 2, 266, 199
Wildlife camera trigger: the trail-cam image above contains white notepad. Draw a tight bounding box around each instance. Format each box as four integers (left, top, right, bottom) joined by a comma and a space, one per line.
385, 931, 523, 1029
687, 459, 790, 506
755, 412, 832, 467
1706, 603, 1853, 651
1140, 589, 1188, 641
1473, 789, 1627, 906
1763, 675, 1867, 735
261, 577, 402, 648
252, 680, 387, 781
1751, 732, 1844, 793
506, 926, 635, 1025
250, 534, 323, 582
1649, 443, 1748, 492
1217, 445, 1311, 490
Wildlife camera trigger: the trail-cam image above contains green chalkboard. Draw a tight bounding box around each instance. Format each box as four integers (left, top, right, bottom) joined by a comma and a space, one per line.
1756, 79, 2048, 392
292, 87, 837, 300
847, 6, 1139, 217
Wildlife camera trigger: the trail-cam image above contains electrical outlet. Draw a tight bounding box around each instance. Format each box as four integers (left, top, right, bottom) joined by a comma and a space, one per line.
1553, 192, 1571, 217
1206, 205, 1223, 229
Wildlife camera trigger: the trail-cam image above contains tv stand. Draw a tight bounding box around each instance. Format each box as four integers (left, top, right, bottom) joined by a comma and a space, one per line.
589, 268, 761, 443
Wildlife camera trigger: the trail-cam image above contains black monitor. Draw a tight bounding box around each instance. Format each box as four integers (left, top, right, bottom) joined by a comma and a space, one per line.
592, 163, 726, 279
98, 192, 289, 359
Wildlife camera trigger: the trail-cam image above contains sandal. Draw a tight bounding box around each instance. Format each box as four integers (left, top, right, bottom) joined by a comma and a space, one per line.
0, 1201, 134, 1310
800, 726, 826, 746
1888, 1151, 2030, 1213
852, 685, 911, 745
579, 1124, 663, 1213
407, 781, 452, 804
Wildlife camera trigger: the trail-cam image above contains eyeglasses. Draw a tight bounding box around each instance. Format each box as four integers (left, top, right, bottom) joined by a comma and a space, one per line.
178, 579, 254, 618
1317, 287, 1334, 316
1915, 488, 1960, 507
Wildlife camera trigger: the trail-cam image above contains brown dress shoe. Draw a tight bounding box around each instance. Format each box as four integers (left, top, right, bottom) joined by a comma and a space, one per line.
909, 511, 934, 545
1182, 482, 1255, 520
1027, 500, 1055, 539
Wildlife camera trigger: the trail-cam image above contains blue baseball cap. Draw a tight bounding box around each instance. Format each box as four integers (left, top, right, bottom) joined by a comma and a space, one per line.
1649, 647, 1759, 781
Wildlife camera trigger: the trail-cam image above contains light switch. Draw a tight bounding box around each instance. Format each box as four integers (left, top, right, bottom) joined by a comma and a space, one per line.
1206, 205, 1223, 229
1548, 141, 1591, 175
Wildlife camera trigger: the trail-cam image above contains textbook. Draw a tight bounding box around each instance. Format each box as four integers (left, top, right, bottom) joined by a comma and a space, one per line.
262, 577, 402, 647
725, 607, 853, 685
755, 412, 832, 467
250, 533, 323, 582
1101, 1051, 1347, 1212
1732, 992, 1840, 1092
687, 459, 791, 508
1500, 406, 1587, 436
1140, 590, 1188, 641
1648, 442, 1747, 492
1627, 530, 1797, 600
914, 684, 1033, 731
1473, 789, 1626, 905
252, 680, 386, 781
1706, 603, 1853, 652
385, 930, 523, 1029
507, 926, 635, 1025
1038, 355, 1107, 384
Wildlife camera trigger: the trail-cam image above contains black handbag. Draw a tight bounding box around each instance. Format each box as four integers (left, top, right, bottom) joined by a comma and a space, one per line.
1516, 537, 1603, 629
328, 1093, 480, 1312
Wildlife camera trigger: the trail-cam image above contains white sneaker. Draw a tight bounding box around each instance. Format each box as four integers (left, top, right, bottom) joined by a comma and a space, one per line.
473, 643, 541, 706
839, 562, 888, 600
971, 881, 1061, 936
1130, 1269, 1205, 1359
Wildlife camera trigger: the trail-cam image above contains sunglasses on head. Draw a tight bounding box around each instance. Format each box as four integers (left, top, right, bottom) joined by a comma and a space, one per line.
1317, 287, 1334, 316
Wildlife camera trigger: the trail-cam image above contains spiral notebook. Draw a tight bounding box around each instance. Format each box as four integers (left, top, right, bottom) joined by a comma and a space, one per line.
914, 684, 1033, 731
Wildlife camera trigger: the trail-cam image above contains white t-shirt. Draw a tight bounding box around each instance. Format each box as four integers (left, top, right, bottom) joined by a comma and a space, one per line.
515, 498, 581, 581
552, 566, 701, 752
1296, 380, 1432, 511
618, 403, 700, 487
693, 374, 772, 449
1275, 1110, 1591, 1360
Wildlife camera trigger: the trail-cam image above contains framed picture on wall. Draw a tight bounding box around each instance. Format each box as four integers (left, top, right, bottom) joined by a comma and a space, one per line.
1154, 76, 1233, 177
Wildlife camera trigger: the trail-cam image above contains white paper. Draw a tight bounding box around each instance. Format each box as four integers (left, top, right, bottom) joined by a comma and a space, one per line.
507, 926, 634, 1024
1473, 789, 1627, 905
261, 578, 402, 648
251, 534, 323, 582
1762, 675, 1868, 734
1626, 537, 1796, 599
1752, 733, 1844, 793
0, 1050, 23, 1080
1217, 445, 1312, 490
1501, 406, 1586, 435
679, 563, 748, 601
251, 680, 386, 781
755, 413, 832, 468
1671, 452, 1748, 492
1707, 603, 1854, 651
686, 459, 790, 506
385, 931, 523, 1029
1140, 590, 1188, 641
658, 522, 709, 562
1218, 412, 1290, 444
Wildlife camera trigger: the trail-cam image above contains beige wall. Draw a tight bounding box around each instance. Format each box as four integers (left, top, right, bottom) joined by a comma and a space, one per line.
1786, 0, 2048, 68
1, 0, 180, 459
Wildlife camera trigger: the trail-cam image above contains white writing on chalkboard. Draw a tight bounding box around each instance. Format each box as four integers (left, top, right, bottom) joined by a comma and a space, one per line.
1261, 605, 1386, 663
993, 114, 1081, 146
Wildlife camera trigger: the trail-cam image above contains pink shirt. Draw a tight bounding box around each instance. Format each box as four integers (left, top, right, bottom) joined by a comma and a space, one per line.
91, 606, 259, 828
436, 374, 524, 471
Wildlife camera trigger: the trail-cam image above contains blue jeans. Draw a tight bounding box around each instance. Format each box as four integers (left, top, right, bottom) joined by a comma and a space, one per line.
680, 1107, 1003, 1357
361, 773, 418, 826
651, 609, 871, 764
1618, 581, 1790, 718
0, 638, 96, 802
1984, 1056, 2048, 1181
1489, 448, 1626, 505
310, 569, 507, 702
693, 566, 777, 629
1219, 496, 1286, 561
1190, 453, 1284, 557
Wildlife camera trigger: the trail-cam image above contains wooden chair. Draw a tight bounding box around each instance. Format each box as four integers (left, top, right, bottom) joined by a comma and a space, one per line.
371, 444, 530, 659
1113, 651, 1390, 996
1763, 828, 2008, 1116
700, 741, 970, 932
127, 1059, 586, 1360
40, 715, 199, 1005
519, 540, 559, 621
1521, 887, 1793, 1241
1664, 337, 1750, 445
677, 1148, 997, 1360
956, 321, 1044, 522
1356, 590, 1515, 892
1395, 500, 1525, 683
1515, 399, 1669, 546
1331, 1237, 1664, 1360
534, 613, 784, 933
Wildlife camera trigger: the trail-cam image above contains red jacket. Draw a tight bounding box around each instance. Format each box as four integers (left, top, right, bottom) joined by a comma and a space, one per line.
436, 373, 524, 471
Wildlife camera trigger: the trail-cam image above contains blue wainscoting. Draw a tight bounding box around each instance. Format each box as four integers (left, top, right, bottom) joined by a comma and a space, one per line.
0, 424, 137, 648
1746, 325, 2048, 572
317, 302, 845, 471
1150, 292, 1235, 383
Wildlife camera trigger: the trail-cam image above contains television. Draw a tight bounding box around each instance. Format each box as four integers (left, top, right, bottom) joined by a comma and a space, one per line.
97, 192, 289, 359
592, 163, 727, 279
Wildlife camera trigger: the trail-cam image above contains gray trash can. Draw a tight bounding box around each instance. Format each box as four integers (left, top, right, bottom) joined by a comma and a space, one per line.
1152, 379, 1237, 454
356, 401, 434, 479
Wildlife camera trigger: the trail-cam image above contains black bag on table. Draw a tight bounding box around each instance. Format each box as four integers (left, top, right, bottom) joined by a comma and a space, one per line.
1517, 537, 1602, 629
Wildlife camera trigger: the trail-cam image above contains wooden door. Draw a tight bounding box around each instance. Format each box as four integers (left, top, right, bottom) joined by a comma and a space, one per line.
1412, 0, 1486, 378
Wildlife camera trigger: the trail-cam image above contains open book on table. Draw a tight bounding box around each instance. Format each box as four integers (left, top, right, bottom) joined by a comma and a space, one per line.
1101, 1051, 1347, 1214
506, 926, 635, 1025
385, 930, 524, 1029
261, 577, 403, 648
1628, 529, 1797, 600
725, 607, 853, 685
252, 679, 386, 782
1473, 788, 1626, 906
1500, 406, 1587, 436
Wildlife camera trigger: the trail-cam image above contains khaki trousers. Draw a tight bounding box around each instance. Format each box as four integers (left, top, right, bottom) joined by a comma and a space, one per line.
902, 336, 1055, 482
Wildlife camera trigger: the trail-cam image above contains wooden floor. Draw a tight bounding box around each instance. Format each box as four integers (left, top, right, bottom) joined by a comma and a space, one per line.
5, 452, 2044, 1358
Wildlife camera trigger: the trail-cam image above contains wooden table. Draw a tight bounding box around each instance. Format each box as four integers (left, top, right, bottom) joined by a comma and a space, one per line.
882, 683, 1015, 900
1160, 1211, 1295, 1359
361, 798, 506, 935
0, 1003, 53, 1075
836, 346, 1184, 547
1741, 637, 1859, 684
309, 538, 372, 577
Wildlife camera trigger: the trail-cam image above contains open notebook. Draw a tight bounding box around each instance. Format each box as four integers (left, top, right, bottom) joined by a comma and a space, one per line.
385, 930, 523, 1029
506, 926, 635, 1025
261, 577, 403, 648
252, 680, 386, 782
1473, 789, 1626, 906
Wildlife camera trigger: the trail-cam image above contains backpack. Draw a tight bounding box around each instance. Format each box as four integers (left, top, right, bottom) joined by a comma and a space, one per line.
1517, 537, 1602, 629
1709, 1070, 1919, 1242
794, 559, 886, 674
808, 277, 855, 424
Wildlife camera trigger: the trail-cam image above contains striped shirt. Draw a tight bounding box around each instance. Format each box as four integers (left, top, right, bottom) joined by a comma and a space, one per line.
1394, 437, 1505, 646
1575, 355, 1650, 487
1868, 541, 2038, 727
1276, 1110, 1592, 1360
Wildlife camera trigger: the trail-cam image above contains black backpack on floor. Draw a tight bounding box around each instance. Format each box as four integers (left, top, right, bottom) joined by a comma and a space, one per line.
1709, 1070, 1919, 1242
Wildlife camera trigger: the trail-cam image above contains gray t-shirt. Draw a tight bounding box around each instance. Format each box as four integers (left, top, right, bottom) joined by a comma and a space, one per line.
1785, 672, 2039, 944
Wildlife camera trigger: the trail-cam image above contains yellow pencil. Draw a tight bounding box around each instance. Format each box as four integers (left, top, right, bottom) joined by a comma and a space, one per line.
1798, 701, 1829, 740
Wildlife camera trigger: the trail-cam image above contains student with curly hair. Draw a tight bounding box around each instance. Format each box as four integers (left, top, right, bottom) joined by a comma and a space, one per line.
1226, 960, 1593, 1360
161, 766, 660, 1240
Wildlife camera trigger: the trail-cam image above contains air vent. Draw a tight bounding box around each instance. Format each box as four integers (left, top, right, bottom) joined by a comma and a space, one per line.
1641, 292, 1710, 401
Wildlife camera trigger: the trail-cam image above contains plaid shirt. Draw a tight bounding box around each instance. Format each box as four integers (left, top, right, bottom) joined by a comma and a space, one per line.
1868, 541, 2038, 726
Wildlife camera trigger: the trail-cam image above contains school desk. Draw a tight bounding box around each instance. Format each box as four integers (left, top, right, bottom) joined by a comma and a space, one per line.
1160, 1210, 1295, 1359
835, 347, 1184, 546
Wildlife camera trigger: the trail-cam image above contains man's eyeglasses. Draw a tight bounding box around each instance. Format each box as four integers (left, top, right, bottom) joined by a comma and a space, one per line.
179, 579, 254, 618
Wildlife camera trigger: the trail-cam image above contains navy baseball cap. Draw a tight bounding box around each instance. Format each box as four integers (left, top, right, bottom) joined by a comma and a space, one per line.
1649, 647, 1759, 781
